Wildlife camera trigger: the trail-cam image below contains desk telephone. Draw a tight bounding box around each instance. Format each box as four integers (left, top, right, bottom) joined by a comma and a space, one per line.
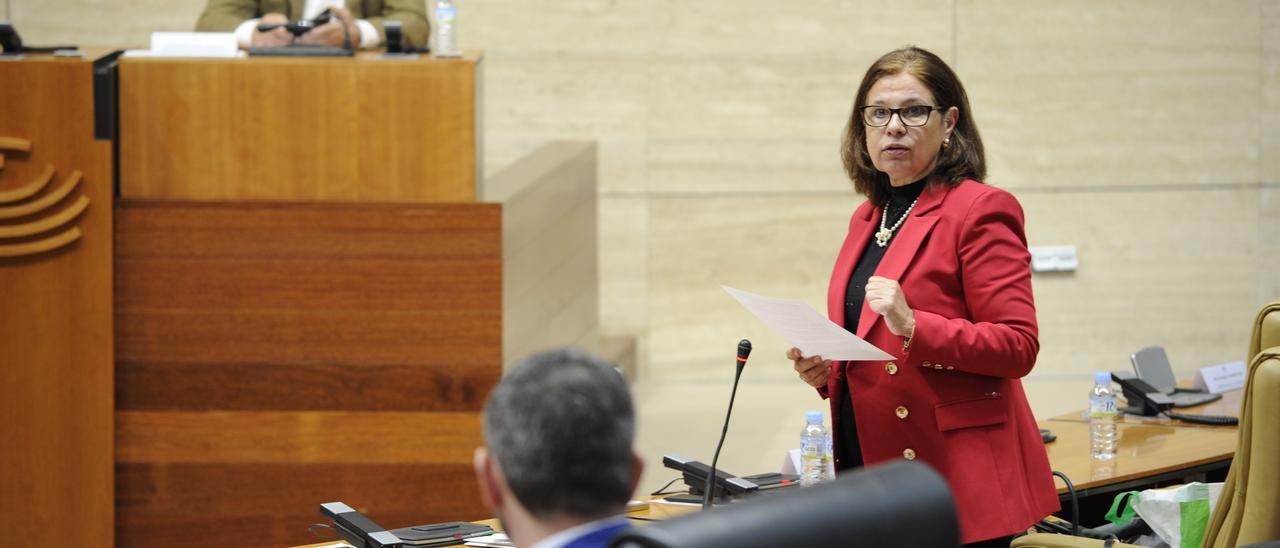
1110, 371, 1237, 426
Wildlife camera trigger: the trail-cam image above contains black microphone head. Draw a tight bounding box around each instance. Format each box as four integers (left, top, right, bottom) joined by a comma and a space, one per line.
737, 339, 752, 363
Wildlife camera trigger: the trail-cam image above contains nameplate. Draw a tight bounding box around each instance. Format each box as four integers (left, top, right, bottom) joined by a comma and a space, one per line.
1193, 360, 1246, 393
146, 32, 239, 58
781, 448, 801, 476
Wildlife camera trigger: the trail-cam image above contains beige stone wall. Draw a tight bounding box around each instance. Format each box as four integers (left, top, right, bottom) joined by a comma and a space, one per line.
14, 0, 1278, 501
16, 0, 1277, 384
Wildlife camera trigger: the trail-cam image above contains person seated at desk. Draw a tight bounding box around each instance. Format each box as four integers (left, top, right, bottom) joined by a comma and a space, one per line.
196, 0, 429, 50
473, 349, 644, 548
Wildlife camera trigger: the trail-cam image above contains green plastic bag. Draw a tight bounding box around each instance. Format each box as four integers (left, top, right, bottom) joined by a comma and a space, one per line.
1105, 490, 1141, 526
1131, 482, 1223, 548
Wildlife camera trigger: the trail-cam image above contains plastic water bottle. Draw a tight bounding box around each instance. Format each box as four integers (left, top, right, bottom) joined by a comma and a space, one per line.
823, 433, 836, 481
433, 0, 459, 57
800, 411, 830, 487
1089, 372, 1118, 460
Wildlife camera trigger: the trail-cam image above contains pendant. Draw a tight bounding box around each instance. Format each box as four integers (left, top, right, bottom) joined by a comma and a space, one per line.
874, 228, 891, 247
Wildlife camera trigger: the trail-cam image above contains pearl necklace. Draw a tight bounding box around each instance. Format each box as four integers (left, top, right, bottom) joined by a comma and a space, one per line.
874, 197, 918, 247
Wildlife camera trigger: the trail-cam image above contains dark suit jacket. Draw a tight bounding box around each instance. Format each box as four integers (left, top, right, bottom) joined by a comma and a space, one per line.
821, 179, 1059, 543
196, 0, 430, 48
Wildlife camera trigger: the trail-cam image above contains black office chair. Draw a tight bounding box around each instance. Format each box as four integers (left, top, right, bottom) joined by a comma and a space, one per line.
610, 459, 958, 548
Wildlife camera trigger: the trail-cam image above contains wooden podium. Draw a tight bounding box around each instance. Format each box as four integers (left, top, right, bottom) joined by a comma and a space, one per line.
0, 51, 594, 547
118, 52, 482, 202
108, 53, 598, 547
0, 54, 116, 548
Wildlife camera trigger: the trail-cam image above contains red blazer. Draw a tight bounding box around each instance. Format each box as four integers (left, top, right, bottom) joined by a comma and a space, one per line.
822, 179, 1059, 543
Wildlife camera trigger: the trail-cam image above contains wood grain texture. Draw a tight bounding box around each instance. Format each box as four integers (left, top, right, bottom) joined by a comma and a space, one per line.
0, 56, 115, 548
1041, 420, 1236, 494
114, 200, 500, 547
116, 411, 482, 464
117, 53, 481, 203
116, 462, 488, 547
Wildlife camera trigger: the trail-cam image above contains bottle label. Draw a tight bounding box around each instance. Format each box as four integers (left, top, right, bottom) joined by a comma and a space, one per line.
1089, 395, 1117, 419
801, 438, 822, 457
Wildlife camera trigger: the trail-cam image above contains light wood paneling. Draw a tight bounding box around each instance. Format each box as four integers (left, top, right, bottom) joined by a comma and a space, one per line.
114, 201, 501, 547
116, 462, 486, 545
485, 141, 599, 368
118, 53, 481, 202
117, 411, 481, 464
0, 56, 115, 548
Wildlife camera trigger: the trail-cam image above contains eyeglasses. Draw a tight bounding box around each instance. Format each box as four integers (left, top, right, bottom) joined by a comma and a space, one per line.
860, 105, 944, 128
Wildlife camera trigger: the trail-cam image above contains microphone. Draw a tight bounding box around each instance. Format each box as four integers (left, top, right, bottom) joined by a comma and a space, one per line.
703, 339, 752, 509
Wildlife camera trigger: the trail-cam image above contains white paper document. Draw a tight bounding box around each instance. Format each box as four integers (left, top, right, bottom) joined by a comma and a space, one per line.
722, 285, 894, 361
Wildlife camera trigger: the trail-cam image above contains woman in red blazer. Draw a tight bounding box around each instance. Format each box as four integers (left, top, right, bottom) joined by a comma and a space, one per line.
788, 47, 1059, 547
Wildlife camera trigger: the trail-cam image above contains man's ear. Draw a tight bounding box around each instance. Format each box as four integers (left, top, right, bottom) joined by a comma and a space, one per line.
473, 447, 504, 513
628, 450, 645, 497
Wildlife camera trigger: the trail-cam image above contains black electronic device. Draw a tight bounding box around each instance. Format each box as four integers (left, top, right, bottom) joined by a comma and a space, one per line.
662, 453, 758, 499
0, 21, 20, 53
251, 9, 353, 54
701, 339, 752, 508
1110, 370, 1175, 416
258, 10, 333, 37
1039, 428, 1057, 444
1130, 346, 1223, 407
247, 45, 354, 56
0, 21, 77, 54
384, 21, 405, 53
1110, 371, 1237, 426
320, 501, 403, 548
387, 522, 493, 546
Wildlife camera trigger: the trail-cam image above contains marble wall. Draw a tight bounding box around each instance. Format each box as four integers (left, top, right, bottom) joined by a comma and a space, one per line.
16, 0, 1277, 383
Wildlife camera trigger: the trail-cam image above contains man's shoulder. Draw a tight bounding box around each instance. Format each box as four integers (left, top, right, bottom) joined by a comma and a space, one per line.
559, 519, 630, 548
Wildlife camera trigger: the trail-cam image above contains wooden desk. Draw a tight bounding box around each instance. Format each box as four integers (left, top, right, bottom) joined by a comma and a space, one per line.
1049, 388, 1242, 428
1041, 420, 1236, 498
118, 52, 482, 203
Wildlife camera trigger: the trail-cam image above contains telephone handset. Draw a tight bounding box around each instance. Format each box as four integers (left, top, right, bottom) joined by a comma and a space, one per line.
1110, 371, 1238, 426
1110, 371, 1174, 416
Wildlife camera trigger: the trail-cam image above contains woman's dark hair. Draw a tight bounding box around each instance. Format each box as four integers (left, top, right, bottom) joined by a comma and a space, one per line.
841, 46, 986, 207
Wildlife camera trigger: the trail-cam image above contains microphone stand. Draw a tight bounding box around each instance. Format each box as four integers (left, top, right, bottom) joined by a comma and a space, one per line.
702, 340, 751, 509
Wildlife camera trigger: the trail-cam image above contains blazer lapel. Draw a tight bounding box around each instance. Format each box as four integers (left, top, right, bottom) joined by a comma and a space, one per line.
855, 185, 949, 340
829, 204, 879, 328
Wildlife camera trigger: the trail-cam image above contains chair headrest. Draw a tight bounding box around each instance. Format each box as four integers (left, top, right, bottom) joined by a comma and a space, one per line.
609, 459, 958, 548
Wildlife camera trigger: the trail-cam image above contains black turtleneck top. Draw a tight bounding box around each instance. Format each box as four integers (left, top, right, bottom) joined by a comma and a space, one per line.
835, 176, 928, 470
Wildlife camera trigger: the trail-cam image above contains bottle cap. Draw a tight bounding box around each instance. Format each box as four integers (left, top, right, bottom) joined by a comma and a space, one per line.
806, 411, 823, 423
1095, 372, 1111, 384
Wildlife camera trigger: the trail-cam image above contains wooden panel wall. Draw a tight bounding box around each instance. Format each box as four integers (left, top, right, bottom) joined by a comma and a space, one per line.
0, 57, 115, 547
117, 53, 481, 203
114, 201, 501, 547
485, 141, 599, 369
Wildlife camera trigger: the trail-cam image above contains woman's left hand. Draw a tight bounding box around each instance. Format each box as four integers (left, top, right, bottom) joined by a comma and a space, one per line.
865, 276, 916, 337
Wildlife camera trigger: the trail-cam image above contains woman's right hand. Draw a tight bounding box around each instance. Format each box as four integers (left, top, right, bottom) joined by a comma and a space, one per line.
788, 347, 831, 389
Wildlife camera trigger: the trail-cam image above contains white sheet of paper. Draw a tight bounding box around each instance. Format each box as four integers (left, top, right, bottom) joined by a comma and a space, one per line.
722, 285, 894, 361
